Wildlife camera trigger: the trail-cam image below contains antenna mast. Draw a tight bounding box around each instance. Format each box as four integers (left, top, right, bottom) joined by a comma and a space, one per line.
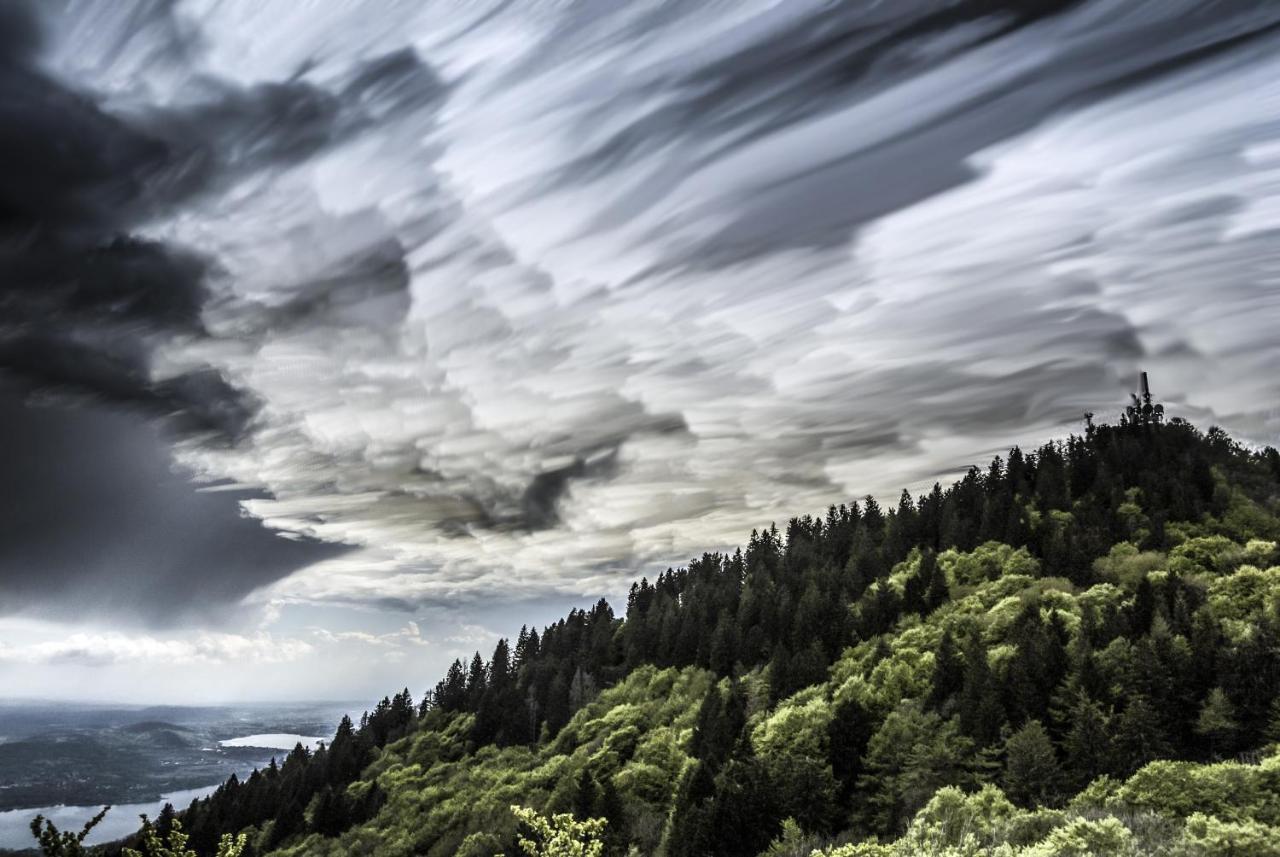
1125, 370, 1163, 427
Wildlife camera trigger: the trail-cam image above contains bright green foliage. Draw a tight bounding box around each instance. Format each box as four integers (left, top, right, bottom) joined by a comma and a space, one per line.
942, 542, 1040, 588
807, 749, 1280, 856
1179, 812, 1280, 857
263, 666, 709, 857
1093, 542, 1166, 586
123, 816, 247, 857
510, 805, 606, 857
1101, 754, 1280, 825
752, 689, 832, 760
1020, 816, 1134, 856
822, 845, 894, 857
896, 784, 1019, 852
1207, 564, 1280, 640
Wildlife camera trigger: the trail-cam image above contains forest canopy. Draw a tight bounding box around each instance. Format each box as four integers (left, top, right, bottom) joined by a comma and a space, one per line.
70, 396, 1280, 857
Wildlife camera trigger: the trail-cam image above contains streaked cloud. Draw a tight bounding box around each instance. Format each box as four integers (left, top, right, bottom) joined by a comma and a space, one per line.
3, 0, 1278, 630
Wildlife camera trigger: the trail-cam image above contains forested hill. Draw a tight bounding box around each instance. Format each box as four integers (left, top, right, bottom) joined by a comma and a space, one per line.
110, 394, 1280, 856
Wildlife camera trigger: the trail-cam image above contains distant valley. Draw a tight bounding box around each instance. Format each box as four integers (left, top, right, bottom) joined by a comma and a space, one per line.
0, 701, 351, 850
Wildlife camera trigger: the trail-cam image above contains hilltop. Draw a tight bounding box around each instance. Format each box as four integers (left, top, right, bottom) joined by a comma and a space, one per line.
93, 395, 1280, 856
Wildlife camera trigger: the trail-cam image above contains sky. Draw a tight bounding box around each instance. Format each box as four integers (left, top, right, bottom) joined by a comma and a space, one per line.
1, 0, 1279, 703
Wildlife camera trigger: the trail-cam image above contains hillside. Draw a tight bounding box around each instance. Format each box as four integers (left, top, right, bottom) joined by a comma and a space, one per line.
100, 396, 1280, 856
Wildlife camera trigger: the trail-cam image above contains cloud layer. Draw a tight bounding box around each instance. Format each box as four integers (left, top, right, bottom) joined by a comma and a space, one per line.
4, 0, 1280, 620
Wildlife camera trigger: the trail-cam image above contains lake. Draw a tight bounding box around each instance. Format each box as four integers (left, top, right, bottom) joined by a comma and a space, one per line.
0, 784, 217, 849
0, 702, 352, 850
0, 735, 328, 849
217, 733, 328, 751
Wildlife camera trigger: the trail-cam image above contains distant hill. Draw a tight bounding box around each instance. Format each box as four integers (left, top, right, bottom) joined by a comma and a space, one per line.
0, 705, 347, 818
105, 396, 1280, 856
119, 721, 193, 734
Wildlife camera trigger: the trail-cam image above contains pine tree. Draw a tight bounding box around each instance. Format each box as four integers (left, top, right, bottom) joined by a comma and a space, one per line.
1130, 577, 1156, 636
312, 785, 350, 837
828, 695, 874, 797
709, 614, 739, 676
327, 714, 361, 784
1111, 695, 1172, 775
1196, 687, 1239, 758
1001, 720, 1063, 807
155, 803, 176, 840
268, 798, 305, 848
927, 629, 964, 713
1061, 691, 1112, 788
436, 659, 467, 712
466, 652, 488, 711
666, 762, 716, 857
957, 636, 1004, 747
768, 644, 792, 703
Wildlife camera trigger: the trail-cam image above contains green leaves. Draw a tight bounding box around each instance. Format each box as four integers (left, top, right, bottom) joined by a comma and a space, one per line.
510, 805, 606, 857
122, 816, 247, 857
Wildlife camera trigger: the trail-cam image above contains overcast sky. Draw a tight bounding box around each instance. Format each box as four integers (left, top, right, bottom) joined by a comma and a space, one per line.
2, 0, 1279, 703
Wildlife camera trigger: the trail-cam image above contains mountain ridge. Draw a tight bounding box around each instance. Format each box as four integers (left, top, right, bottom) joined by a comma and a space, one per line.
91, 394, 1280, 856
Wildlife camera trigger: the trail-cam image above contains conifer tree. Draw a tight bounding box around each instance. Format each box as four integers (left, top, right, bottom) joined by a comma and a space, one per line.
828, 695, 874, 798
466, 652, 488, 710
1112, 695, 1172, 775
1001, 719, 1063, 807
1061, 691, 1112, 788
958, 636, 1005, 747
1196, 687, 1239, 758
926, 629, 964, 714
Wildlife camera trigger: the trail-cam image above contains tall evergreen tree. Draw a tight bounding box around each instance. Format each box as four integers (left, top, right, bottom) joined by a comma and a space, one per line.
1002, 720, 1063, 807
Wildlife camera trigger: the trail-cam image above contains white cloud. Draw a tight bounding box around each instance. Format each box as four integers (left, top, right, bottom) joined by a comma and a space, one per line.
309, 621, 430, 648
0, 631, 313, 667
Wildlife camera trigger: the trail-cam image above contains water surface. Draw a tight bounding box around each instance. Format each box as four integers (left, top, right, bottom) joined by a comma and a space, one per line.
0, 785, 217, 850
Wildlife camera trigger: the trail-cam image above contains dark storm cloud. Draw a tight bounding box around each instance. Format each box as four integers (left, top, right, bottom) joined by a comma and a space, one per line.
0, 0, 440, 426
0, 386, 345, 625
0, 1, 214, 421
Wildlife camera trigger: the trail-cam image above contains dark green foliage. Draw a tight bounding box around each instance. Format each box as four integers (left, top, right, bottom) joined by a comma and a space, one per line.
689, 683, 745, 770
828, 695, 874, 798
29, 806, 109, 857
1060, 691, 1112, 790
926, 629, 964, 714
858, 703, 977, 833
1112, 695, 1173, 776
957, 636, 1004, 749
1001, 720, 1063, 807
